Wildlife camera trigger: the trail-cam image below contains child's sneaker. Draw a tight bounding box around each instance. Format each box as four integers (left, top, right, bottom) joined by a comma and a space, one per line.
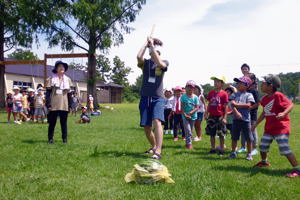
173, 137, 178, 141
253, 161, 271, 168
245, 153, 253, 161
218, 150, 225, 156
251, 149, 259, 156
194, 136, 201, 142
185, 144, 193, 149
182, 137, 186, 141
164, 130, 168, 135
237, 147, 247, 153
170, 130, 174, 135
14, 120, 21, 125
209, 149, 217, 154
285, 169, 300, 178
229, 152, 237, 159
7, 120, 11, 124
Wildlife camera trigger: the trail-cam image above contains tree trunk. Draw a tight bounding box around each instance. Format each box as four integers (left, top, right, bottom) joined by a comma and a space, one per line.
0, 19, 5, 108
87, 34, 99, 109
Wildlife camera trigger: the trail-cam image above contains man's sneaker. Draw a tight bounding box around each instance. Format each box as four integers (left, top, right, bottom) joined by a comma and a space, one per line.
182, 137, 186, 141
26, 118, 31, 122
245, 153, 253, 161
253, 161, 271, 168
251, 149, 259, 156
185, 144, 193, 149
14, 120, 21, 125
63, 139, 68, 144
170, 130, 174, 135
173, 137, 178, 141
218, 150, 225, 156
48, 139, 54, 144
194, 136, 201, 142
209, 149, 217, 154
237, 147, 247, 153
229, 152, 237, 159
164, 130, 168, 135
285, 169, 300, 178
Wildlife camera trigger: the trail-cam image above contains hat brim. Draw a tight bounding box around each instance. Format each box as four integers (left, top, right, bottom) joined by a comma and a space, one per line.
53, 62, 68, 74
211, 77, 225, 83
233, 78, 241, 83
186, 84, 195, 88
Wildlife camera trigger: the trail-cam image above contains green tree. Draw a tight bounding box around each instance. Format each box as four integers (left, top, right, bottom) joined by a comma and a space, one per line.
0, 0, 43, 107
201, 83, 214, 98
96, 54, 112, 82
38, 0, 146, 108
7, 49, 39, 60
110, 56, 131, 86
68, 62, 86, 70
130, 74, 143, 95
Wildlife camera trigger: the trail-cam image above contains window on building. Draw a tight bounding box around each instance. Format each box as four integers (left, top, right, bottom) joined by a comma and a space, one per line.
13, 81, 32, 90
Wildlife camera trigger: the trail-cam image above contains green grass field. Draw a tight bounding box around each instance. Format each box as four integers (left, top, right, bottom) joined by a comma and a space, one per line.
1, 104, 300, 200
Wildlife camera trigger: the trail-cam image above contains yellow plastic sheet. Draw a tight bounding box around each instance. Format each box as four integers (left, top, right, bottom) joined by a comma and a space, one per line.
125, 159, 175, 184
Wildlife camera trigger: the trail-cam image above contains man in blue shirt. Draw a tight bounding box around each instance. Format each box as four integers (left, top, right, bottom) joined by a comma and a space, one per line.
137, 37, 169, 160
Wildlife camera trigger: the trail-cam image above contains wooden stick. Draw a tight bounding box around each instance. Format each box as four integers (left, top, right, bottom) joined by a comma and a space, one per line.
149, 24, 156, 37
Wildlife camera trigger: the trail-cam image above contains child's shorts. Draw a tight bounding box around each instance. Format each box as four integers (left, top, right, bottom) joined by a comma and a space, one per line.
6, 107, 12, 113
81, 115, 90, 123
232, 120, 253, 141
226, 124, 233, 134
205, 116, 227, 137
260, 133, 292, 156
23, 108, 29, 115
139, 96, 165, 127
29, 108, 35, 116
35, 108, 45, 116
13, 106, 23, 113
196, 112, 204, 121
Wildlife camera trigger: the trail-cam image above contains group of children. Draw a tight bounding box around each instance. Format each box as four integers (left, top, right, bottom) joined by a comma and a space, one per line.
6, 86, 91, 125
162, 64, 300, 178
6, 86, 46, 124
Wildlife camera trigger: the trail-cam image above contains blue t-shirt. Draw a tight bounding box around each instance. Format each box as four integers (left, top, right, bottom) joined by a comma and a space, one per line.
230, 92, 255, 122
181, 94, 200, 120
139, 59, 169, 98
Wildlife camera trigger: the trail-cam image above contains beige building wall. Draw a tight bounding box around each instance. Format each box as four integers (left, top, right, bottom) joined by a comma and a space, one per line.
5, 73, 87, 94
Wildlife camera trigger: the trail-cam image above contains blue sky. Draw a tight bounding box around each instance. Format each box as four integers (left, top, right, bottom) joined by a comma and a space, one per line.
5, 0, 300, 89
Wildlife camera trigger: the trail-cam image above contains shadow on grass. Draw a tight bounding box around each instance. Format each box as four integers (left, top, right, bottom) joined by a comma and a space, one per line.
21, 139, 46, 144
213, 165, 290, 177
162, 145, 184, 149
90, 150, 148, 159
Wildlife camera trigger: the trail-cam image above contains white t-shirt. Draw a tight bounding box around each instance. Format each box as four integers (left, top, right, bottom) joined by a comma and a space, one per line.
197, 95, 205, 113
13, 93, 23, 108
165, 96, 174, 109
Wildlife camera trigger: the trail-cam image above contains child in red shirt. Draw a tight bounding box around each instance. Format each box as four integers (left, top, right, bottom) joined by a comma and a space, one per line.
252, 74, 300, 178
205, 76, 228, 156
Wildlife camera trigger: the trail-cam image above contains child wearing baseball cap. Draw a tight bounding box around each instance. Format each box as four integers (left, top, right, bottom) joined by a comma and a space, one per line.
180, 80, 200, 149
252, 74, 300, 177
205, 76, 228, 156
229, 76, 255, 160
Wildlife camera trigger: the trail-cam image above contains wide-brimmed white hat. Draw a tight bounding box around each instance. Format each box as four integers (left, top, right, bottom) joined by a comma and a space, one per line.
13, 86, 20, 91
27, 88, 35, 92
